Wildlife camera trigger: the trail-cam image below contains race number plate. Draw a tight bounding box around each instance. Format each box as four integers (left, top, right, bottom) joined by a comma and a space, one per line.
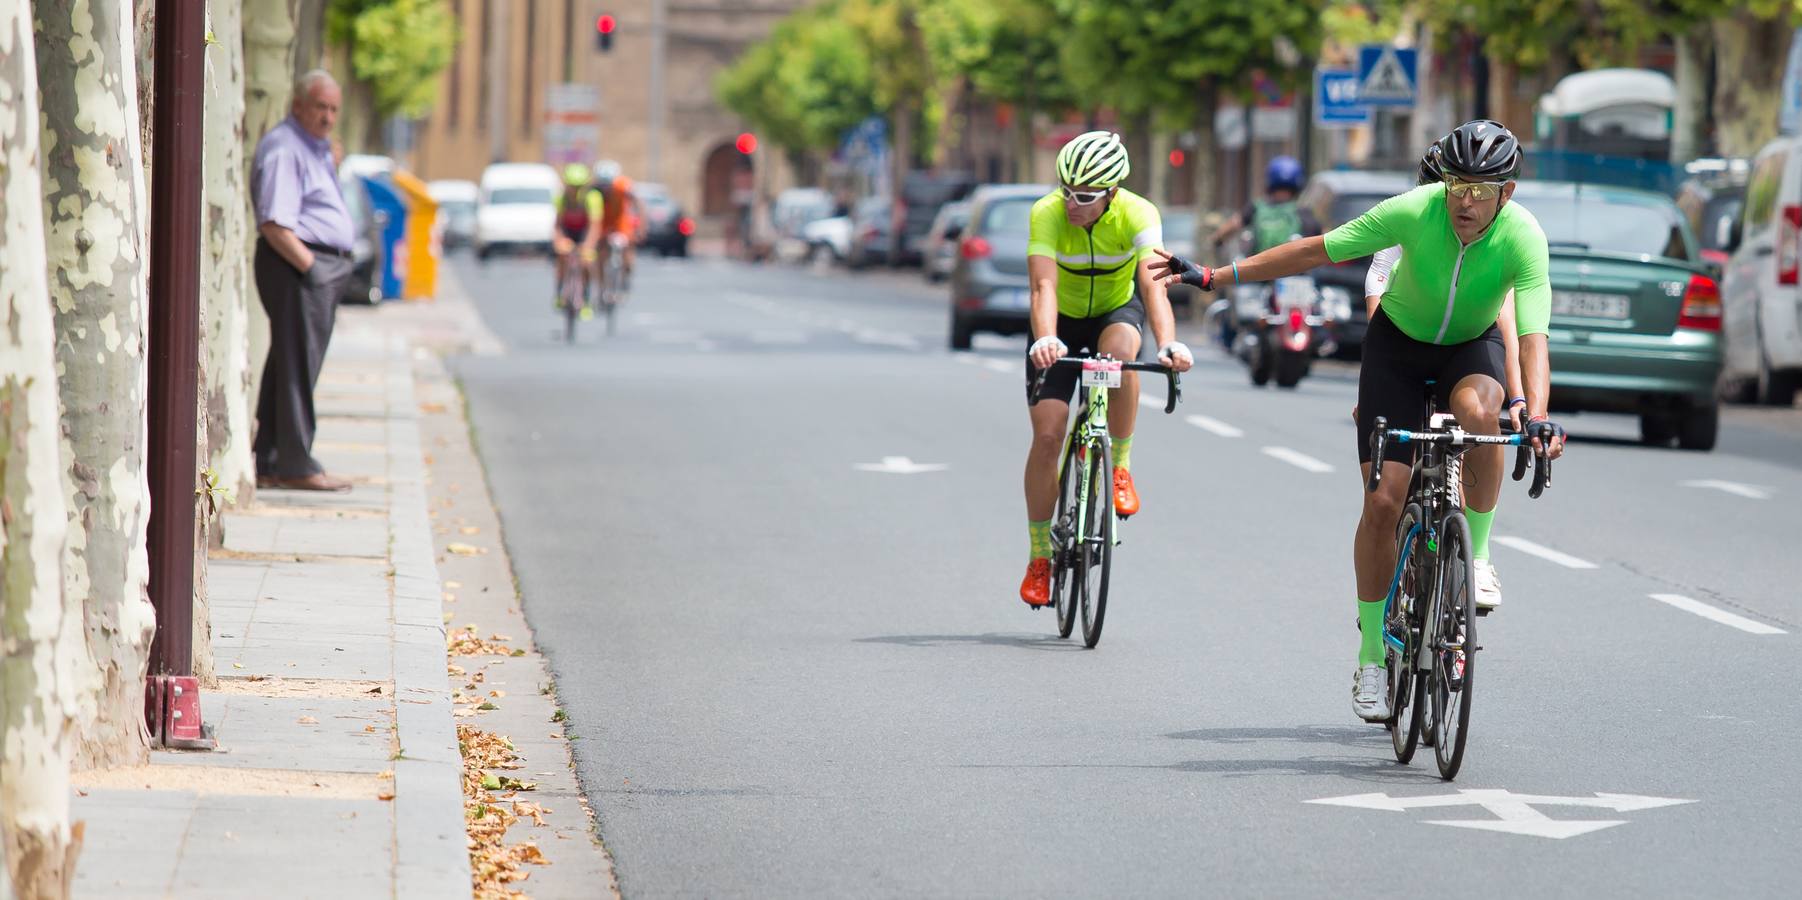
1081, 358, 1123, 388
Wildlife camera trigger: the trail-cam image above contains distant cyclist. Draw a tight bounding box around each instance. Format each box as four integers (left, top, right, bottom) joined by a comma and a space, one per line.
592, 160, 644, 292
1152, 120, 1567, 722
552, 163, 604, 319
1019, 131, 1193, 608
1209, 155, 1321, 254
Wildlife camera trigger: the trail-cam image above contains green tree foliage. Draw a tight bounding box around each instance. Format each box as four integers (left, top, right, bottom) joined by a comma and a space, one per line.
716, 2, 880, 153
326, 0, 456, 118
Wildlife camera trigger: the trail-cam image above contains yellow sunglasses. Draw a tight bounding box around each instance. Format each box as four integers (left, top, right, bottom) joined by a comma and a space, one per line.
1444, 178, 1508, 202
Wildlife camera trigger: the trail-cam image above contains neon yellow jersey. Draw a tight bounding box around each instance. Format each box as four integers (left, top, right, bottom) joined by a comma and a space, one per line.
1026, 188, 1163, 319
553, 187, 605, 221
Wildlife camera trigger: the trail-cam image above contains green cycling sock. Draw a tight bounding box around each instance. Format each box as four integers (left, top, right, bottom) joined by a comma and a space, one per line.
1029, 519, 1053, 559
1358, 598, 1386, 666
1111, 434, 1133, 471
1464, 504, 1496, 561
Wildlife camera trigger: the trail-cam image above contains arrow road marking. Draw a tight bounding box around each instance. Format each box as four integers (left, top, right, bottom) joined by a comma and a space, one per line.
854, 456, 948, 475
1648, 594, 1786, 635
1492, 535, 1598, 569
1681, 479, 1772, 500
1261, 446, 1334, 473
1308, 789, 1695, 839
1186, 414, 1244, 438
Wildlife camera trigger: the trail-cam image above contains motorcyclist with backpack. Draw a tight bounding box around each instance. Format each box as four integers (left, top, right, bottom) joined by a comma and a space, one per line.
1210, 156, 1321, 254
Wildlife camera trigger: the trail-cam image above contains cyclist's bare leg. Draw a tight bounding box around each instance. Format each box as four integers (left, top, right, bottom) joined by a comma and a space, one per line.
1025, 399, 1071, 521
1097, 322, 1143, 441
1449, 374, 1505, 513
1353, 460, 1411, 601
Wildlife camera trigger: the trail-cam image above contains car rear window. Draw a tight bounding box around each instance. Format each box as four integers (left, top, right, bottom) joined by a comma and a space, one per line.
1525, 191, 1693, 261
487, 187, 552, 205
981, 199, 1035, 234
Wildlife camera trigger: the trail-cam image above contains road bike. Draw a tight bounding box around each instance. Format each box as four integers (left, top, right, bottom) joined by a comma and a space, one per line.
1031, 356, 1180, 648
599, 232, 630, 336
555, 247, 595, 344
1366, 388, 1551, 779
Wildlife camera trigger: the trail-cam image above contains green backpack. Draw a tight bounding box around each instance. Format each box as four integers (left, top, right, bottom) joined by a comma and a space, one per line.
1251, 200, 1304, 254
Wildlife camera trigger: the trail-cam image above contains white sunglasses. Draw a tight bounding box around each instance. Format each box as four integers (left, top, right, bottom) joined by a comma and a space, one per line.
1060, 185, 1113, 206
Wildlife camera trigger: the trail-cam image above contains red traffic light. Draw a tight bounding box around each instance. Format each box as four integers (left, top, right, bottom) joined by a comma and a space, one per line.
1168, 149, 1186, 167
596, 14, 616, 34
735, 132, 758, 154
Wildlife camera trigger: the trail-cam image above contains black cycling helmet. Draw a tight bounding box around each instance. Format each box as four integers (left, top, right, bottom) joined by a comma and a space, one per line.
1417, 143, 1444, 186
1435, 119, 1522, 181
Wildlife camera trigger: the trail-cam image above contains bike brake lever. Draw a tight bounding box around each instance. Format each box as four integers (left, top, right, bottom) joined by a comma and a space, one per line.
1512, 443, 1530, 482
1529, 449, 1549, 499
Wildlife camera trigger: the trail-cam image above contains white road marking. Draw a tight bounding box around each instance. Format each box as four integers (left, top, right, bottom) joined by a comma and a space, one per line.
1491, 536, 1598, 570
748, 330, 809, 344
853, 330, 921, 350
1648, 593, 1786, 635
980, 359, 1014, 374
1185, 414, 1244, 438
1681, 479, 1772, 500
647, 330, 705, 343
854, 456, 948, 475
1261, 446, 1334, 473
1308, 789, 1695, 840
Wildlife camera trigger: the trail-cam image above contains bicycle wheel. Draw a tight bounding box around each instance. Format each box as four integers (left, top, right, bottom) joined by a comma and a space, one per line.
1388, 503, 1426, 763
1051, 434, 1083, 639
1430, 512, 1476, 779
1078, 433, 1113, 648
605, 255, 626, 336
560, 272, 579, 344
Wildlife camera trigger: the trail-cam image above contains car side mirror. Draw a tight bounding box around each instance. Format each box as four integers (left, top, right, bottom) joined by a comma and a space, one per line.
1721, 216, 1742, 253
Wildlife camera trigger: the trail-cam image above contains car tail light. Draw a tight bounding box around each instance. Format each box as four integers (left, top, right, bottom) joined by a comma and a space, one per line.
1779, 205, 1801, 285
956, 296, 984, 311
1678, 273, 1722, 331
1288, 308, 1305, 332
676, 217, 694, 236
960, 236, 992, 260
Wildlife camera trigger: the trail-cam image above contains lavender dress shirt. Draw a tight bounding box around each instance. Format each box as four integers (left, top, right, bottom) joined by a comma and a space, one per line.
251, 117, 356, 251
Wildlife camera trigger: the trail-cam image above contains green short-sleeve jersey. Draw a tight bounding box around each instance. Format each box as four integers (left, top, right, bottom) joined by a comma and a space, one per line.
1324, 183, 1551, 344
1026, 188, 1163, 319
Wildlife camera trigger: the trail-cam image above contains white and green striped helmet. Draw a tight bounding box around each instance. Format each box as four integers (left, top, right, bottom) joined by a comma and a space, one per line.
1057, 130, 1130, 188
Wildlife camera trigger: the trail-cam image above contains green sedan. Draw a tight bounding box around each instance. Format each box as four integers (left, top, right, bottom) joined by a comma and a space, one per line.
1513, 181, 1725, 451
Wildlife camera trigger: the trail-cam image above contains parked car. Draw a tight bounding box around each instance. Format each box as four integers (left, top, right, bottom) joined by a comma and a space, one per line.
897, 171, 976, 265
336, 170, 379, 305
1297, 169, 1415, 356
922, 200, 971, 282
1161, 207, 1200, 318
772, 187, 837, 241
803, 215, 851, 263
427, 179, 479, 250
1513, 180, 1724, 449
634, 181, 692, 257
474, 163, 558, 260
846, 196, 892, 270
1721, 136, 1802, 406
948, 184, 1052, 349
1675, 159, 1750, 274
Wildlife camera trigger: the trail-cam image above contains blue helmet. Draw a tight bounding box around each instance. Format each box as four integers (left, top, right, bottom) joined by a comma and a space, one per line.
1266, 155, 1304, 193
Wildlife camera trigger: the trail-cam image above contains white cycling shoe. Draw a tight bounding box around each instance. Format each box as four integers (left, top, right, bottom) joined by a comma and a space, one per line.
1352, 664, 1392, 722
1473, 559, 1502, 612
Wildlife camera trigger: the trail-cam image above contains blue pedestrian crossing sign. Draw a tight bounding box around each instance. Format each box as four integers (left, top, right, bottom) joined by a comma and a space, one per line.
1357, 44, 1417, 108
1316, 69, 1368, 127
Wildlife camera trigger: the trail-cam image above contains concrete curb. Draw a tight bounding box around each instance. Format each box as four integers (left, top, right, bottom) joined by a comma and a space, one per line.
381, 336, 473, 898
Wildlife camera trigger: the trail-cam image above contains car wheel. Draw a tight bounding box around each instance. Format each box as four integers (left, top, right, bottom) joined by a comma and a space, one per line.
949, 313, 974, 351
1638, 413, 1677, 446
477, 245, 491, 262
1677, 404, 1719, 451
1756, 355, 1799, 406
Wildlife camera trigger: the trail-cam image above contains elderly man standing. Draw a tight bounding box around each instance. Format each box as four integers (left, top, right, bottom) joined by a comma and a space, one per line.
251, 69, 356, 491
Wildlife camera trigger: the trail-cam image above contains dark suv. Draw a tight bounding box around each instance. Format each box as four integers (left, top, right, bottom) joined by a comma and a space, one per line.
896, 171, 976, 265
1295, 169, 1415, 356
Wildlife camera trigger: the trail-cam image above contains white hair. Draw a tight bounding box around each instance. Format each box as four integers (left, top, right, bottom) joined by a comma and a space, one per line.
294, 69, 338, 100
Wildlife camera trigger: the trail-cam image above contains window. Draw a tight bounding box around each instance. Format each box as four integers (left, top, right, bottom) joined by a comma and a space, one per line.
982, 199, 1035, 235
1744, 150, 1789, 236
1523, 190, 1693, 261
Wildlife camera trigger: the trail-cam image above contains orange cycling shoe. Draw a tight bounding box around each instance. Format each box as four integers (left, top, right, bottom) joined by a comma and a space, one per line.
1113, 467, 1140, 518
1019, 558, 1053, 607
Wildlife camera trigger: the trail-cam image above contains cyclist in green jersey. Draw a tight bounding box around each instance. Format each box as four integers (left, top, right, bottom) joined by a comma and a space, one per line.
1019, 131, 1193, 608
552, 163, 605, 318
1152, 120, 1567, 721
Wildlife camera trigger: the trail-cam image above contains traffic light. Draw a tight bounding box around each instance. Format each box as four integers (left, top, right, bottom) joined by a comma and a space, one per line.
735, 132, 757, 155
595, 14, 615, 52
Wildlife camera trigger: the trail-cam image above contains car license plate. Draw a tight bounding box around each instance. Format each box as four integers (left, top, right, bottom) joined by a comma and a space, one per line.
1551, 291, 1630, 320
992, 289, 1030, 310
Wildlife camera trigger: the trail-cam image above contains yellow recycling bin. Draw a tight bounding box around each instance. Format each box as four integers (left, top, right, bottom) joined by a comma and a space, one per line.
391, 169, 439, 300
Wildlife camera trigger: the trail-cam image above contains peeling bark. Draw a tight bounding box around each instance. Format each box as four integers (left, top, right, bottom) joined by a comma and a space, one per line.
242, 0, 297, 439
34, 0, 157, 772
203, 0, 253, 509
1712, 9, 1792, 158
2, 1, 88, 894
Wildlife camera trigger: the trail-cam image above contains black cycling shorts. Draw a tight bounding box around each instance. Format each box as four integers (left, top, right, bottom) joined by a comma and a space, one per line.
1025, 296, 1147, 405
1357, 307, 1505, 465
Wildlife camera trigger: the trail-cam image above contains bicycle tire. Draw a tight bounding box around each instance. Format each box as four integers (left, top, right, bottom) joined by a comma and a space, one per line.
1431, 512, 1476, 780
1389, 503, 1425, 763
1079, 433, 1113, 648
1052, 434, 1082, 640
560, 270, 580, 344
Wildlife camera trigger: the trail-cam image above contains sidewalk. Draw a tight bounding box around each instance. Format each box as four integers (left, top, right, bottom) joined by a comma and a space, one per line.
71, 322, 468, 898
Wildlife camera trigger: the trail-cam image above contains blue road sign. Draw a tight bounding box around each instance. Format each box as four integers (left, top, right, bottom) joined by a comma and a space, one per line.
1356, 44, 1417, 108
1316, 69, 1368, 127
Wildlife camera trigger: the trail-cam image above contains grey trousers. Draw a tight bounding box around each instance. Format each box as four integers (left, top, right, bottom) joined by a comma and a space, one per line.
254, 239, 351, 479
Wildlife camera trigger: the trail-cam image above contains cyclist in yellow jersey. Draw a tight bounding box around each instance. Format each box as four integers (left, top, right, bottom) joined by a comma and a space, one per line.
1019, 131, 1193, 608
552, 163, 605, 317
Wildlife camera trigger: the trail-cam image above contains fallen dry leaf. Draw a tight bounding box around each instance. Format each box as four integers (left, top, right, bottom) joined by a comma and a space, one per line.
364, 725, 377, 733
232, 662, 244, 669
446, 543, 487, 556
376, 789, 395, 801
419, 402, 447, 414
297, 716, 318, 725
460, 526, 480, 535
444, 580, 463, 589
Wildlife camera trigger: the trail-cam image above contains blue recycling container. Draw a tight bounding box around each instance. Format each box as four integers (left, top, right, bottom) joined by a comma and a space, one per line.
361, 175, 409, 301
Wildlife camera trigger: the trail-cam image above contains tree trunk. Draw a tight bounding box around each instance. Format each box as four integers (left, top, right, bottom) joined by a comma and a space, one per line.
2, 3, 88, 895
1712, 9, 1792, 159
1192, 80, 1221, 249
292, 0, 326, 77
1013, 104, 1035, 183
1123, 110, 1152, 197
203, 0, 255, 510
1672, 25, 1713, 164
242, 0, 298, 463
36, 0, 158, 773
134, 0, 153, 183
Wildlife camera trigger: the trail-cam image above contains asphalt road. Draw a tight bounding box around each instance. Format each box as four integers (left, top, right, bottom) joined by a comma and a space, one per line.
446, 252, 1802, 899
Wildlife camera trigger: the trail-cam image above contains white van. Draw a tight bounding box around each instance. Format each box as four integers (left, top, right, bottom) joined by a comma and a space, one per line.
474, 163, 559, 260
1721, 135, 1802, 405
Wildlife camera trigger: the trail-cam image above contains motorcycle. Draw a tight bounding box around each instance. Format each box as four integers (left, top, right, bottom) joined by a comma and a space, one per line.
1233, 274, 1335, 388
